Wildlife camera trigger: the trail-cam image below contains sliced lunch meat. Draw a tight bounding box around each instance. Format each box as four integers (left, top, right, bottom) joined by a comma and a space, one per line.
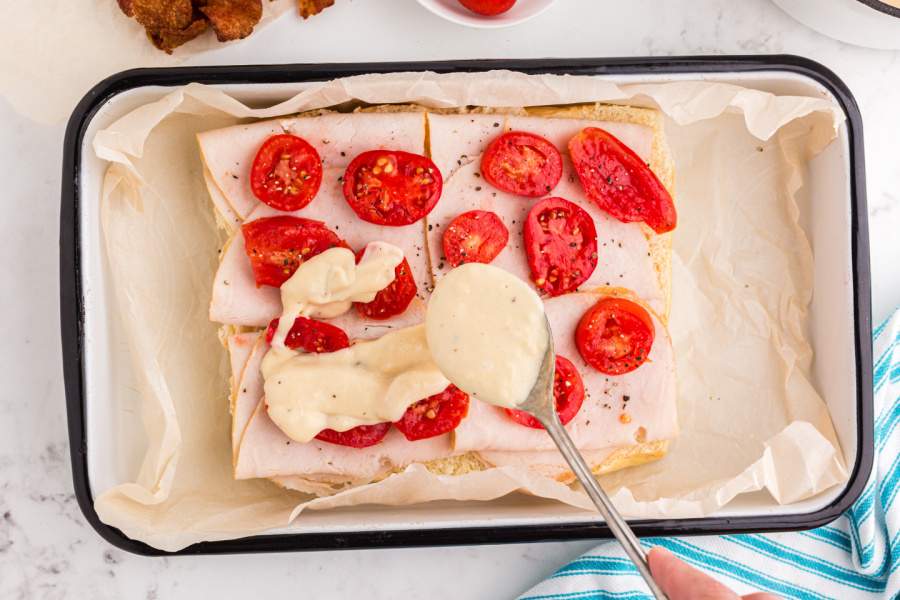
203, 165, 241, 232
230, 334, 267, 454
427, 113, 513, 180
209, 175, 435, 328
233, 377, 454, 481
228, 325, 454, 479
425, 113, 667, 315
198, 111, 426, 220
452, 290, 677, 452
210, 232, 281, 327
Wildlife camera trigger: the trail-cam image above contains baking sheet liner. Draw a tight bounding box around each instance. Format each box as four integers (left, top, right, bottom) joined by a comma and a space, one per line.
90, 71, 848, 551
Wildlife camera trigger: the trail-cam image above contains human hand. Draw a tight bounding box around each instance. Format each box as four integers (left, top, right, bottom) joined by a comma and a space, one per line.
648, 547, 781, 600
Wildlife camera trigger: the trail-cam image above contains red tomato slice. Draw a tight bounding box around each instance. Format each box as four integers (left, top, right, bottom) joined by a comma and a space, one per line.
342, 150, 442, 226
394, 385, 470, 441
241, 216, 347, 287
568, 127, 676, 234
265, 317, 350, 353
250, 134, 323, 211
315, 423, 392, 448
505, 356, 585, 429
458, 0, 516, 16
524, 197, 598, 296
353, 249, 417, 320
576, 297, 655, 375
442, 210, 509, 267
481, 131, 563, 197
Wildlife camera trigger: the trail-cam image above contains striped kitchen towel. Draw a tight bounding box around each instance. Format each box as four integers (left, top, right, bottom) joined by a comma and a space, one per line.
519, 310, 900, 600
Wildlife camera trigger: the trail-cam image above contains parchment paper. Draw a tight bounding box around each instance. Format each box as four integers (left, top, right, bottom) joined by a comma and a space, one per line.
92, 71, 848, 551
0, 0, 294, 124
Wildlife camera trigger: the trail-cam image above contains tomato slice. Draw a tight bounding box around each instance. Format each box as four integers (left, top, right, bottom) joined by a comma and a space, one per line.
523, 197, 598, 296
568, 127, 676, 234
353, 249, 417, 320
241, 216, 346, 287
315, 422, 392, 448
250, 134, 323, 211
442, 210, 509, 267
458, 0, 516, 16
265, 317, 350, 353
394, 385, 470, 441
481, 131, 563, 197
342, 150, 442, 226
576, 297, 655, 375
506, 356, 585, 429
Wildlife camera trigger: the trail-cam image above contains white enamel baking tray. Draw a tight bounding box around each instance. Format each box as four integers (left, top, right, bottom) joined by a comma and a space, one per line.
60, 57, 873, 555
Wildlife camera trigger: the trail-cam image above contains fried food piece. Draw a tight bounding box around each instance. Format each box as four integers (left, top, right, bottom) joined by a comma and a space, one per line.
198, 0, 263, 41
297, 0, 335, 18
115, 0, 207, 53
115, 0, 334, 53
117, 0, 135, 17
149, 18, 210, 53
129, 0, 195, 30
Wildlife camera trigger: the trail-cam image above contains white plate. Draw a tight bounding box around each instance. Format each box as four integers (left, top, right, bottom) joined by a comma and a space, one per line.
416, 0, 555, 28
773, 0, 900, 49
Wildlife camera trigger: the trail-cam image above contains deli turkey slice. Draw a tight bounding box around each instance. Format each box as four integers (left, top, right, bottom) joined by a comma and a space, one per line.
230, 334, 267, 456
427, 113, 514, 180
452, 290, 678, 452
209, 173, 433, 328
226, 298, 447, 480
198, 111, 426, 221
235, 402, 453, 481
425, 113, 668, 316
231, 337, 454, 481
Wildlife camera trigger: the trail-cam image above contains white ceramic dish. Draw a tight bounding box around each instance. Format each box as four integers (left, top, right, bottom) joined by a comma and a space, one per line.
773, 0, 900, 49
416, 0, 555, 28
61, 58, 872, 554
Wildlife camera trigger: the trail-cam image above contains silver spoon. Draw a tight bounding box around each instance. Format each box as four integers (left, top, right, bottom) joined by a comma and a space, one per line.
518, 317, 668, 600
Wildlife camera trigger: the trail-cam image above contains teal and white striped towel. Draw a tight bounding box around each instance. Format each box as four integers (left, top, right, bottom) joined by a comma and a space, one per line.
520, 310, 900, 600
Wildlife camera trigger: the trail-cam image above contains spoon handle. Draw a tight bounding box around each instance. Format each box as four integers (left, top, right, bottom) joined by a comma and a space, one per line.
540, 415, 668, 600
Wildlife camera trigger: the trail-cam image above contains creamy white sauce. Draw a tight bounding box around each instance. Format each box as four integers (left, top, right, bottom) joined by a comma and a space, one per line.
425, 263, 549, 409
262, 326, 449, 442
271, 242, 403, 346
263, 253, 549, 442
263, 240, 442, 442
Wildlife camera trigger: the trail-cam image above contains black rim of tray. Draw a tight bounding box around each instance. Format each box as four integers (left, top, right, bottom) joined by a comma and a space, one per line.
60, 55, 874, 556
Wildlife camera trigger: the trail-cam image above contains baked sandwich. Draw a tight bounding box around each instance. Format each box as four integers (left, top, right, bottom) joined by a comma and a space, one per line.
197, 101, 678, 496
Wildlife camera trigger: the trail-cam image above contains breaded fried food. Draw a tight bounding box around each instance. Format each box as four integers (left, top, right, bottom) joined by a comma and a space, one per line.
198, 0, 263, 41
116, 0, 334, 53
297, 0, 335, 18
120, 0, 209, 53
149, 18, 210, 53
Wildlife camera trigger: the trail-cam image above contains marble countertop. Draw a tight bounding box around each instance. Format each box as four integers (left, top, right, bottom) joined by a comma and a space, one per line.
1, 0, 898, 598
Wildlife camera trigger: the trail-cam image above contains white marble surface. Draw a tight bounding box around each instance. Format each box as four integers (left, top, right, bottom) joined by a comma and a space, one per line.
1, 0, 899, 598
